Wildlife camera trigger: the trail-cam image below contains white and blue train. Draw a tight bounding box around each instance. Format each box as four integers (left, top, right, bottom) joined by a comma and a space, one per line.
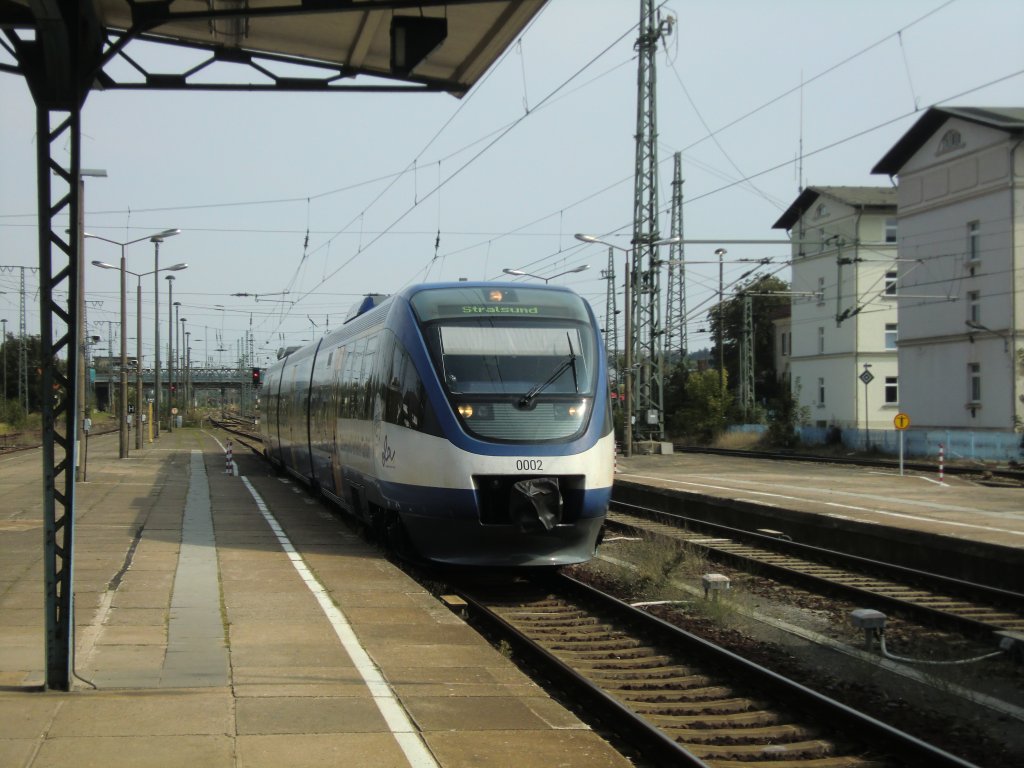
259, 282, 613, 567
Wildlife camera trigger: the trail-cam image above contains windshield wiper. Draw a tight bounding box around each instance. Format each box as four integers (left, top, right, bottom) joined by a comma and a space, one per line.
518, 334, 577, 408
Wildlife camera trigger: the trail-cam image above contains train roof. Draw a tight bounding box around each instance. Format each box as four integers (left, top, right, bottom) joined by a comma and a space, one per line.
402, 280, 577, 293
270, 281, 590, 365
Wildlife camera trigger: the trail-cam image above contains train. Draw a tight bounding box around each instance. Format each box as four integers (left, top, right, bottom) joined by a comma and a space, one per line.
258, 281, 613, 567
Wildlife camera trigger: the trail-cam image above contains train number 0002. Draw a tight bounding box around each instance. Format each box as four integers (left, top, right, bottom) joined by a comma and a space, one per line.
515, 459, 544, 472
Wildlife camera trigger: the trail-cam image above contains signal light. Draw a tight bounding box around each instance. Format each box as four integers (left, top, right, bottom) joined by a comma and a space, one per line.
252, 367, 261, 388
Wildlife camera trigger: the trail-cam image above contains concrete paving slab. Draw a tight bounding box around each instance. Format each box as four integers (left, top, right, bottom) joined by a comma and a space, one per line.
405, 695, 579, 732
32, 735, 234, 768
235, 696, 386, 735
426, 730, 635, 768
91, 625, 166, 646
368, 642, 509, 669
48, 691, 233, 737
230, 665, 367, 689
229, 622, 340, 646
236, 733, 410, 768
102, 607, 168, 626
0, 696, 61, 738
0, 739, 37, 767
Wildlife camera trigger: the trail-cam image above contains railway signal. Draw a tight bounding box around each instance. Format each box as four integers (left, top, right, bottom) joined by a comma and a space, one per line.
251, 367, 261, 388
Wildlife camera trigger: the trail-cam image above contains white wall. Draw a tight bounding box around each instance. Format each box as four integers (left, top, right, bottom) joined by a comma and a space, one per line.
891, 117, 1022, 429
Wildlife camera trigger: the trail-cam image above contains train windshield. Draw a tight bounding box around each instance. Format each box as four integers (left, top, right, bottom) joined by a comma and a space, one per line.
411, 286, 599, 441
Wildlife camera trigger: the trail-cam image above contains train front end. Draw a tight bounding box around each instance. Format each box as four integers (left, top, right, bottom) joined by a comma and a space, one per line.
385, 283, 613, 567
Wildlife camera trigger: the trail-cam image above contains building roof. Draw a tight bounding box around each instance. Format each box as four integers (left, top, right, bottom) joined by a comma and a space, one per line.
772, 186, 896, 231
872, 107, 1024, 176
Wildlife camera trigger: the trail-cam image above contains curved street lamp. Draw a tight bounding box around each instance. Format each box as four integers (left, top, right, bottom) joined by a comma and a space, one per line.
85, 228, 180, 458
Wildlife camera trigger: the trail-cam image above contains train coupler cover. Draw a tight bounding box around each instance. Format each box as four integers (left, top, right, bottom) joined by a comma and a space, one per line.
510, 477, 563, 532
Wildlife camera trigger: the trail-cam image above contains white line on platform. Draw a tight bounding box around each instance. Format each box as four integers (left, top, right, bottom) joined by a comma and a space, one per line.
239, 476, 439, 768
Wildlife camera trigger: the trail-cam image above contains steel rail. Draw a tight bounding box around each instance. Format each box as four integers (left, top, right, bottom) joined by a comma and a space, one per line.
457, 572, 978, 768
608, 500, 1024, 640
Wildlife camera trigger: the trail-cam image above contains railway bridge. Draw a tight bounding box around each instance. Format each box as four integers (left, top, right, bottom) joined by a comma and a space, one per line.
90, 366, 258, 412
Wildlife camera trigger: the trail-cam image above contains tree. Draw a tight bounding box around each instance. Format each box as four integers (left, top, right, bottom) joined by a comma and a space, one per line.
1, 333, 47, 418
706, 274, 790, 407
665, 365, 731, 443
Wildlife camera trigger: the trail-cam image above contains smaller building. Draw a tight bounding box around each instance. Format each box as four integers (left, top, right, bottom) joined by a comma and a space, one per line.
773, 187, 899, 439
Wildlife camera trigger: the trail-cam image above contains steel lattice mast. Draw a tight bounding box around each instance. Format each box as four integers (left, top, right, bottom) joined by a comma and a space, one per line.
601, 247, 620, 408
631, 0, 672, 441
19, 267, 29, 416
665, 152, 687, 367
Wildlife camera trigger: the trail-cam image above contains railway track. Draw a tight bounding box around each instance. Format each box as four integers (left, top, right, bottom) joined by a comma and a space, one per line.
455, 572, 976, 768
607, 501, 1024, 644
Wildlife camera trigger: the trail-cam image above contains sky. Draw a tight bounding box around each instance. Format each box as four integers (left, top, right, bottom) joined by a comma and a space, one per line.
1, 0, 1022, 370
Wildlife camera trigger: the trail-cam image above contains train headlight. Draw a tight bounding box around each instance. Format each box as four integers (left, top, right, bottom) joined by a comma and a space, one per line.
555, 401, 587, 420
457, 403, 493, 420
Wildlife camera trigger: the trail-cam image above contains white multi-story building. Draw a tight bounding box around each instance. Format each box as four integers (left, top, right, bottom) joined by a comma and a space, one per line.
773, 187, 899, 436
873, 107, 1024, 431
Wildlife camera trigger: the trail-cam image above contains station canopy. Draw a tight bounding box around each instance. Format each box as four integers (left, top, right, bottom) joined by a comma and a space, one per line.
3, 0, 548, 97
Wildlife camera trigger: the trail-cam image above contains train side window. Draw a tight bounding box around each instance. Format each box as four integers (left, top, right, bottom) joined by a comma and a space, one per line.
398, 349, 425, 430
362, 334, 379, 419
351, 337, 369, 418
375, 332, 396, 422
384, 334, 403, 424
341, 344, 356, 418
382, 339, 425, 431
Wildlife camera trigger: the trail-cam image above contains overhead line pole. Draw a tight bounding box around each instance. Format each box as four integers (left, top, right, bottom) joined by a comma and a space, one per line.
631, 0, 673, 442
665, 152, 686, 367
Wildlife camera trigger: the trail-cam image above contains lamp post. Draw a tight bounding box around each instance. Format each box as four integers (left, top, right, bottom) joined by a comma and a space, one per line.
174, 302, 182, 424
501, 265, 590, 283
85, 228, 179, 458
1, 318, 6, 402
715, 248, 727, 401
574, 233, 681, 455
184, 330, 191, 415
862, 363, 873, 451
150, 230, 181, 439
92, 259, 187, 450
181, 318, 188, 418
166, 277, 175, 431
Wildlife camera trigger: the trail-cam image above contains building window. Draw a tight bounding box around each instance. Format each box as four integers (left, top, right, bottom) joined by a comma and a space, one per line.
968, 363, 981, 403
967, 221, 980, 263
885, 218, 898, 243
885, 323, 898, 350
967, 290, 980, 324
780, 331, 789, 357
817, 326, 825, 354
817, 377, 826, 407
885, 376, 898, 404
817, 276, 825, 305
884, 270, 898, 296
938, 129, 965, 155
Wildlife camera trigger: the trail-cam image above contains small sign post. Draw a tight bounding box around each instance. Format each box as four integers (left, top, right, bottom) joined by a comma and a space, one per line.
893, 412, 910, 476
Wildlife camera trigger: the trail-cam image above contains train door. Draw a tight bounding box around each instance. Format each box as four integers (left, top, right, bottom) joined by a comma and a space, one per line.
330, 344, 347, 495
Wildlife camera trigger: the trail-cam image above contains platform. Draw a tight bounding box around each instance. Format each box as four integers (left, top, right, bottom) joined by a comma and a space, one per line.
0, 429, 631, 768
614, 451, 1024, 589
